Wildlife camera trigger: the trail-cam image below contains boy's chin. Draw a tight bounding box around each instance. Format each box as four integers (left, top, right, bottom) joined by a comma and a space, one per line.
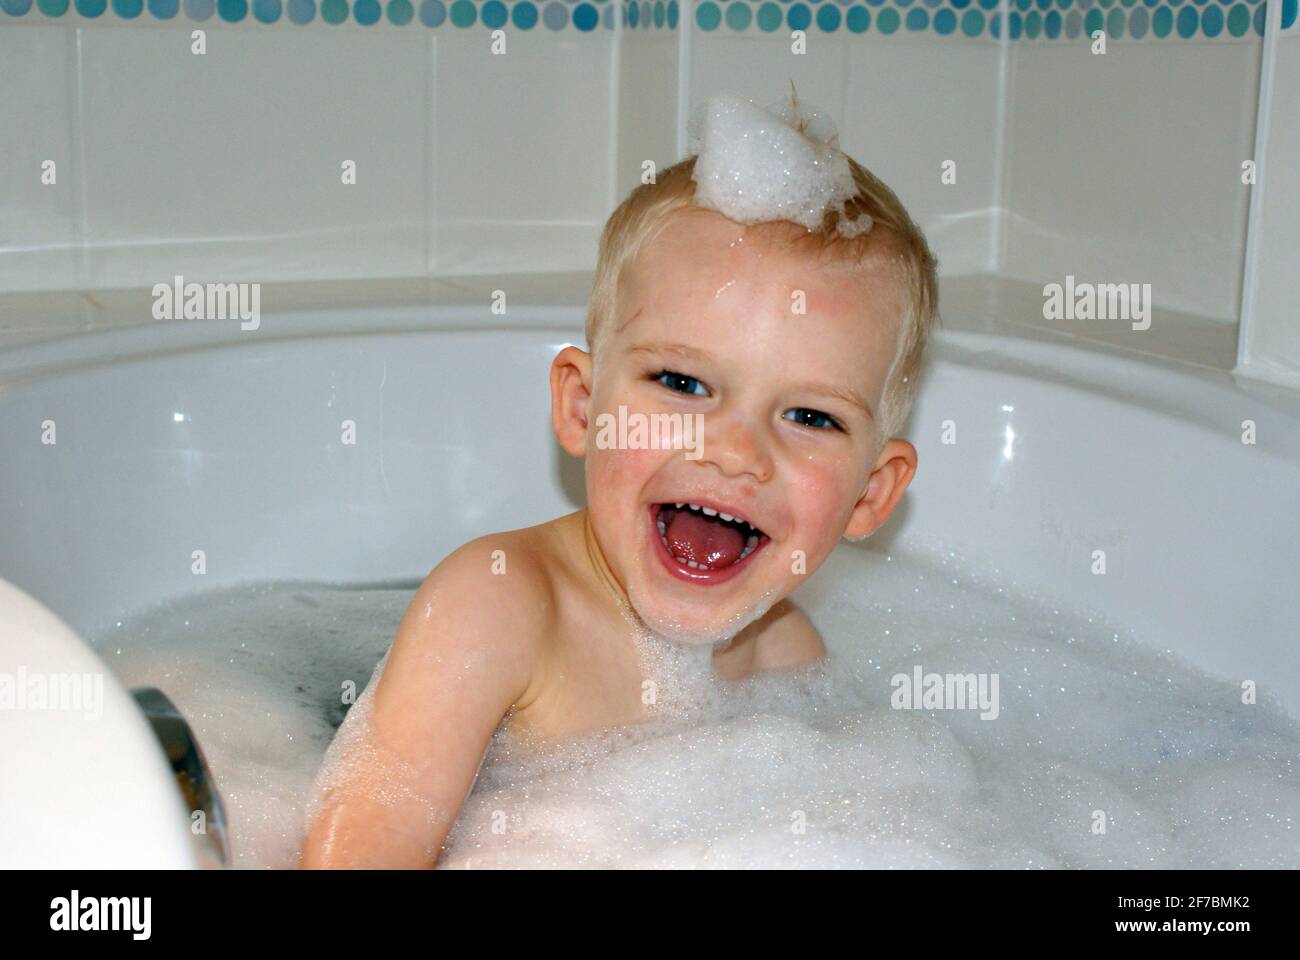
626, 587, 780, 647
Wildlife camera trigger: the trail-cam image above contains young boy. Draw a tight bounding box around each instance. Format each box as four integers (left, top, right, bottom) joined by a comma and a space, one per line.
300, 125, 938, 869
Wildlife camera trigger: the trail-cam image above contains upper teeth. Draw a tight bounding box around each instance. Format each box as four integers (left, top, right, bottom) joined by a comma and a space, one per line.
677, 502, 741, 523
666, 502, 762, 539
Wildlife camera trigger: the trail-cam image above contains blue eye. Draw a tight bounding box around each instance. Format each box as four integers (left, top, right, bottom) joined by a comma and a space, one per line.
655, 370, 708, 397
784, 408, 842, 431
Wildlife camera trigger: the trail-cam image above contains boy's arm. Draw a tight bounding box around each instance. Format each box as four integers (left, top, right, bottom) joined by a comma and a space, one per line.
299, 539, 546, 869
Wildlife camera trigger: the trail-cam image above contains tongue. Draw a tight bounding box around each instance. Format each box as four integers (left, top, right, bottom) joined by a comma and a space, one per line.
664, 509, 745, 568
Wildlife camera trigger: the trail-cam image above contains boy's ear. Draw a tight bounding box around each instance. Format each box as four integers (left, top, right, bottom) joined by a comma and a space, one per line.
550, 345, 594, 458
844, 439, 917, 539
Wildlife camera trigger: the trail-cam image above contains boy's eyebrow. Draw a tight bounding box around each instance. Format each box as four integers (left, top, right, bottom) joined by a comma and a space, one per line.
628, 341, 874, 421
626, 341, 716, 364
791, 382, 875, 421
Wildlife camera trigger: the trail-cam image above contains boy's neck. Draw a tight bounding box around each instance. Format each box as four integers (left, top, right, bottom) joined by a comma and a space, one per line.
574, 508, 754, 665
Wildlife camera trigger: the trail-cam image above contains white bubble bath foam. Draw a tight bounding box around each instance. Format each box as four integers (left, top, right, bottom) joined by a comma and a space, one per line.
95, 541, 1300, 870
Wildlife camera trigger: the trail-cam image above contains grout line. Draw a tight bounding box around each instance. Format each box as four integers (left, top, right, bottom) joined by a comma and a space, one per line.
677, 1, 693, 158
989, 0, 1012, 276
70, 26, 90, 298
1235, 0, 1282, 374
609, 5, 622, 213
425, 32, 436, 278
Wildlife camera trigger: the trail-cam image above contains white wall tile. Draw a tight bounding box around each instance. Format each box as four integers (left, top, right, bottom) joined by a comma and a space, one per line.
431, 32, 613, 275
690, 35, 848, 131
1002, 39, 1261, 323
78, 26, 430, 288
616, 34, 679, 201
841, 38, 1001, 277
0, 26, 80, 293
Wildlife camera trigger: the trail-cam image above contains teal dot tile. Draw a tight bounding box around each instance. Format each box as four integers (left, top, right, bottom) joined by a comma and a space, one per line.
725, 0, 751, 29
1226, 1, 1249, 32
572, 0, 597, 28
540, 1, 563, 28
448, 0, 474, 24
512, 0, 537, 27
757, 1, 783, 29
816, 3, 840, 29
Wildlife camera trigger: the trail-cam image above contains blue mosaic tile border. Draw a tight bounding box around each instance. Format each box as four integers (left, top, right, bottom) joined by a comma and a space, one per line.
0, 0, 677, 29
1, 0, 1292, 35
696, 0, 1280, 38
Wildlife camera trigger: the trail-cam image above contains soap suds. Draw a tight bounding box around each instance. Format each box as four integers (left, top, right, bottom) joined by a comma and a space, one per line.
688, 91, 872, 239
96, 546, 1300, 869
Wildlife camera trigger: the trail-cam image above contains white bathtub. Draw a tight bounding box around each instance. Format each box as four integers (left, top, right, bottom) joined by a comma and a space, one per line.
2, 281, 1297, 867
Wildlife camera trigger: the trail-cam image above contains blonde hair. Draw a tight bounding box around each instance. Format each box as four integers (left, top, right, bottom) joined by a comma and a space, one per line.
585, 154, 939, 444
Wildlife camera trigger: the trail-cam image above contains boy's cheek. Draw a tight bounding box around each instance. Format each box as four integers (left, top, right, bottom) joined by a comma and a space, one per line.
586, 446, 662, 503
779, 464, 863, 563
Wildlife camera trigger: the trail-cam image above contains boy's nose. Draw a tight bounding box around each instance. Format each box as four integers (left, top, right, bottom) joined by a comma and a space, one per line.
695, 411, 773, 483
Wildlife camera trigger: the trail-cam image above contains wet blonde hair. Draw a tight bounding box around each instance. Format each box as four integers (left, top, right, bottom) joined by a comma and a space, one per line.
585, 154, 940, 445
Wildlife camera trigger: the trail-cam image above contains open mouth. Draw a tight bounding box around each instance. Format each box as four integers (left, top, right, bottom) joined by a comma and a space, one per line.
650, 501, 770, 581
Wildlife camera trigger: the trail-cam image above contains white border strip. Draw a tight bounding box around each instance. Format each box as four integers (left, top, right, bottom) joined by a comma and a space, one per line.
1235, 0, 1283, 372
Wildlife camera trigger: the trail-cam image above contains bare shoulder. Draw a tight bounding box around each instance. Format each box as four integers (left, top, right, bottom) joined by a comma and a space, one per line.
423, 525, 558, 621
389, 524, 563, 706
750, 599, 826, 673
716, 598, 826, 679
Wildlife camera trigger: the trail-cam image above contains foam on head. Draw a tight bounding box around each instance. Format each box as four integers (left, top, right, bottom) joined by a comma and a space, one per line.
687, 91, 873, 239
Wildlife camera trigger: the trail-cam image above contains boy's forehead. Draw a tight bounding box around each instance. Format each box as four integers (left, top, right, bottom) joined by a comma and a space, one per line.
619, 209, 902, 342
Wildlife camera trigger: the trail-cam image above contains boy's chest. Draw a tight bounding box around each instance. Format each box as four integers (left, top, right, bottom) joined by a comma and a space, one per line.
507, 616, 674, 741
